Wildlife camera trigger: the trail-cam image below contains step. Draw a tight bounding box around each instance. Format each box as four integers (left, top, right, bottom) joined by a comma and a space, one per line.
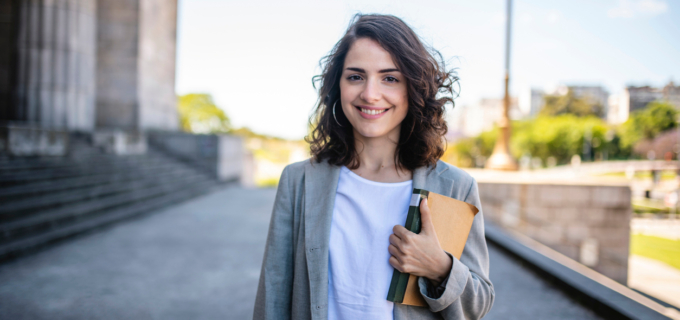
0, 166, 176, 202
0, 151, 127, 172
0, 149, 170, 172
0, 165, 164, 201
0, 174, 213, 243
0, 160, 197, 200
0, 155, 172, 186
0, 180, 223, 262
0, 169, 209, 220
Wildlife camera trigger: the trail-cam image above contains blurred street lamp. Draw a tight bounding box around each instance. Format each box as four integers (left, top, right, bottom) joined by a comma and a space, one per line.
486, 0, 518, 170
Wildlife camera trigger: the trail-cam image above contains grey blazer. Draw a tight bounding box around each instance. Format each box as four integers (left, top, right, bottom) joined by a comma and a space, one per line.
253, 159, 494, 320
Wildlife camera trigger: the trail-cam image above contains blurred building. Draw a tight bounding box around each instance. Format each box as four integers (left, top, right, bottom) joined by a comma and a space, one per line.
0, 0, 178, 144
518, 88, 545, 118
568, 85, 609, 116
543, 85, 609, 119
607, 81, 680, 124
626, 86, 663, 113
607, 93, 628, 124
460, 97, 520, 137
518, 85, 609, 121
662, 81, 680, 108
0, 0, 246, 262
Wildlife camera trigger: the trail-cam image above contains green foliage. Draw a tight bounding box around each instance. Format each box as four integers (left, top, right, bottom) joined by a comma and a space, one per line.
231, 126, 284, 141
444, 127, 496, 167
540, 91, 604, 117
178, 94, 231, 134
619, 101, 678, 150
511, 115, 611, 164
257, 177, 282, 188
630, 234, 680, 270
447, 115, 621, 167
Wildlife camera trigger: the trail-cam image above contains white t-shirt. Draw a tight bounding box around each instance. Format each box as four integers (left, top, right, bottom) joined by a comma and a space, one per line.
328, 166, 413, 320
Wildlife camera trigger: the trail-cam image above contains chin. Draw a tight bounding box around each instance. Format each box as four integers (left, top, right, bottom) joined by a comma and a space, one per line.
354, 126, 395, 139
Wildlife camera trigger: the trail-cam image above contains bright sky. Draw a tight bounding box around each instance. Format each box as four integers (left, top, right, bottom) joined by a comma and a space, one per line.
176, 0, 680, 140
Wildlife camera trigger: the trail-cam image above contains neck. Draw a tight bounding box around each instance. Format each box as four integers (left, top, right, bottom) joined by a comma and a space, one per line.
353, 127, 408, 177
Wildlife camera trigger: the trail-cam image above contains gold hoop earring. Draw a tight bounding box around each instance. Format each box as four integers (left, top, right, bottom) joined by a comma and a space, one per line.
333, 101, 343, 127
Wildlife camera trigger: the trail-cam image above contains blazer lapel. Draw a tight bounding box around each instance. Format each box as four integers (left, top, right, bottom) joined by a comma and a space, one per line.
304, 160, 341, 319
413, 161, 453, 195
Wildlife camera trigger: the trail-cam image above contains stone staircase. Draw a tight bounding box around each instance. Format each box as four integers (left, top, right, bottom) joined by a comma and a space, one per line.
0, 135, 227, 262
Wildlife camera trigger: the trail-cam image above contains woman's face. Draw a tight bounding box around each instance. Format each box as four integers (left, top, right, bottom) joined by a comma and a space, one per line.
339, 38, 408, 141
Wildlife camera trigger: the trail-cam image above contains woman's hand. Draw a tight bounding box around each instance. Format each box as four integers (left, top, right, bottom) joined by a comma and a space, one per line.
389, 198, 453, 286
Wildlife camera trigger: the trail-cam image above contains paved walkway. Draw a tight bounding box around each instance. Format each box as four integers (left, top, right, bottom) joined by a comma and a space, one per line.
0, 186, 600, 319
629, 254, 680, 308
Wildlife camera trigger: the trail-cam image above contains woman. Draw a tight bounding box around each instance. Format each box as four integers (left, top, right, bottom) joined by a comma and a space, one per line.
254, 14, 494, 320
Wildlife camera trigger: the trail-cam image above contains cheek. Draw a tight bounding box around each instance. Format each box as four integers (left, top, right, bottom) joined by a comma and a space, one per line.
339, 82, 358, 106
389, 90, 409, 120
395, 104, 409, 124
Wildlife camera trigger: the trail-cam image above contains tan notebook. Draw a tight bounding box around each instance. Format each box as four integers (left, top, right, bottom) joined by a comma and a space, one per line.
386, 188, 479, 307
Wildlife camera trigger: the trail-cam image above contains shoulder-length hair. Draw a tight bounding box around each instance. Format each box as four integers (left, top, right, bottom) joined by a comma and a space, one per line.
306, 13, 459, 172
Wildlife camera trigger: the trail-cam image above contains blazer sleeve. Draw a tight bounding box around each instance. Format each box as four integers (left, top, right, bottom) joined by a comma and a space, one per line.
253, 166, 295, 320
416, 178, 495, 319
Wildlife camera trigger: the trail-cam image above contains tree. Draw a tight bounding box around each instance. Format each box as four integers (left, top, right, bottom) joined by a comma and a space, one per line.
446, 114, 620, 167
177, 94, 231, 134
511, 115, 611, 164
540, 90, 604, 118
619, 101, 678, 150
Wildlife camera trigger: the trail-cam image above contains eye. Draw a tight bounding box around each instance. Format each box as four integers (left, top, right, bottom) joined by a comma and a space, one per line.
385, 76, 399, 83
347, 75, 363, 81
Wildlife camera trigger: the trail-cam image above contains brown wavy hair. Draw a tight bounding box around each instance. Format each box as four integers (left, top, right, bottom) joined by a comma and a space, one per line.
305, 13, 459, 172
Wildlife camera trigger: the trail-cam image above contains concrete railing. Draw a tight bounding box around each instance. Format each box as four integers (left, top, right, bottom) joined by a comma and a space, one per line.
486, 223, 678, 319
147, 131, 245, 183
469, 170, 632, 285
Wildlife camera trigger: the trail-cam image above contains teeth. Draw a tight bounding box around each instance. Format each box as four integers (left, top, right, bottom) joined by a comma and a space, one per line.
360, 108, 387, 115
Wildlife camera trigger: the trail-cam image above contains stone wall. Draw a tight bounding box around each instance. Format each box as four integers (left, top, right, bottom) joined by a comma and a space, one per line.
478, 181, 631, 284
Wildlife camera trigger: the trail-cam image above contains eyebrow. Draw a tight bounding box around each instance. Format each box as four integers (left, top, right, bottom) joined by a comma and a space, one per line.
345, 67, 400, 73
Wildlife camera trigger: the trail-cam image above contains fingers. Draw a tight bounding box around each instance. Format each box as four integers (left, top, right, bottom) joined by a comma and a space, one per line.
388, 244, 403, 258
389, 234, 403, 247
392, 224, 413, 242
419, 198, 433, 234
388, 244, 402, 270
388, 246, 410, 273
420, 198, 430, 220
389, 256, 404, 272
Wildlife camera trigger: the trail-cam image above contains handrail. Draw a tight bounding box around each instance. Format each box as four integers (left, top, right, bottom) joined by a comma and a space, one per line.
485, 222, 680, 320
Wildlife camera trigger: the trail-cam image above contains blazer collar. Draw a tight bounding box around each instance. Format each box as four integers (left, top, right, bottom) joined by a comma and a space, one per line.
303, 160, 451, 319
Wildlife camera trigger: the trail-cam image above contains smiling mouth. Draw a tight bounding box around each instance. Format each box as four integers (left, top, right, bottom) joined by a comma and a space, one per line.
356, 107, 390, 115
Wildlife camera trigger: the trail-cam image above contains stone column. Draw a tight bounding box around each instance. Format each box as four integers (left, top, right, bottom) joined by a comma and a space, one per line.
95, 0, 139, 130
12, 0, 97, 131
138, 0, 178, 131
0, 1, 15, 117
96, 0, 178, 131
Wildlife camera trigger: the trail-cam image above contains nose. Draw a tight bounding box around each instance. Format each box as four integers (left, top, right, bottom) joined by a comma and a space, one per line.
359, 78, 381, 103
